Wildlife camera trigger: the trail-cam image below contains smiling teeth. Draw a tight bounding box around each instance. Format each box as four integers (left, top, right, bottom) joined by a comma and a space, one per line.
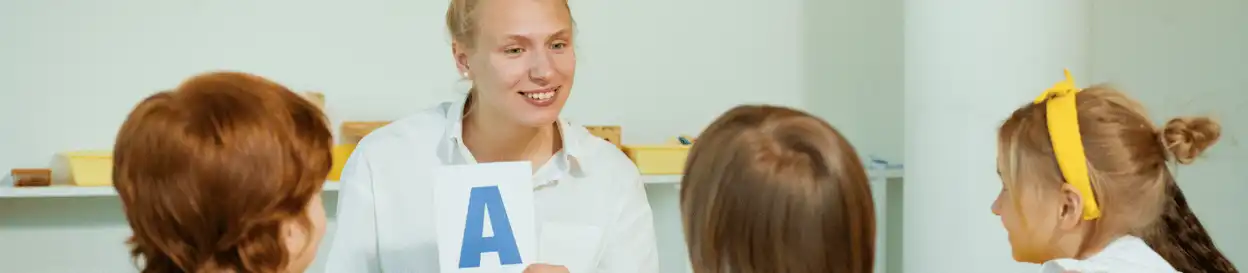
525, 91, 554, 100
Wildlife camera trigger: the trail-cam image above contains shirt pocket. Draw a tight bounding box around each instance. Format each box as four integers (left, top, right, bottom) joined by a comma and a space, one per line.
537, 222, 604, 273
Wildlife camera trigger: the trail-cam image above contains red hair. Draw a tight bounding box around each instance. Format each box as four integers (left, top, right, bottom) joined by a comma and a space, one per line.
112, 71, 332, 273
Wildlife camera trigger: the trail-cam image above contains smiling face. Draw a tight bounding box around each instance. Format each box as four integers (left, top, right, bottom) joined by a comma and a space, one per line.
453, 0, 576, 127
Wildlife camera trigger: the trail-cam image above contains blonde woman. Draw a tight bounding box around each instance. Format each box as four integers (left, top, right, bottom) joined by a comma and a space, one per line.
323, 0, 659, 272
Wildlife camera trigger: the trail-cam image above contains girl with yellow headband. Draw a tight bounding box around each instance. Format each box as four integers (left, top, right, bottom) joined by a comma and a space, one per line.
991, 71, 1236, 272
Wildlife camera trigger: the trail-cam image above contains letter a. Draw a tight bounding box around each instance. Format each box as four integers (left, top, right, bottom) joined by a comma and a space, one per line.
458, 186, 522, 268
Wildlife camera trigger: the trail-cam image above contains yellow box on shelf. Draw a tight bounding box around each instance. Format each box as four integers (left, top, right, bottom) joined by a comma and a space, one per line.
62, 151, 113, 186
584, 125, 622, 147
622, 145, 691, 175
341, 121, 392, 144
328, 144, 356, 181
58, 144, 355, 185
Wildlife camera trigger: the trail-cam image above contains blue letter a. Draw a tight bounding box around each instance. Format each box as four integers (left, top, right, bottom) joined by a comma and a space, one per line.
458, 186, 522, 268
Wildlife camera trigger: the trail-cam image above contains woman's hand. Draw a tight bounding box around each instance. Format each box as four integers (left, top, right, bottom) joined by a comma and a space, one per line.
523, 264, 570, 273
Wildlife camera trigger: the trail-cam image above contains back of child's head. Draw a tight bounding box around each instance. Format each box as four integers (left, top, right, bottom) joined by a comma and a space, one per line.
680, 105, 875, 273
112, 71, 333, 273
998, 85, 1235, 272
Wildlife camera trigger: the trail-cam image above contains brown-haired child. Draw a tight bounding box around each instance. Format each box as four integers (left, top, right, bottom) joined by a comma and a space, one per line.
680, 105, 876, 273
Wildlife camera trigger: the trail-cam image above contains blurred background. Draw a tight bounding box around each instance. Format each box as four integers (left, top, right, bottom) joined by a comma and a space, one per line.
0, 0, 1243, 272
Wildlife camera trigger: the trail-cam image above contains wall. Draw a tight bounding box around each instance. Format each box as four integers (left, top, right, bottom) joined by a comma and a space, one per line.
802, 0, 904, 163
801, 1, 904, 272
0, 0, 804, 272
1090, 0, 1248, 265
802, 0, 1248, 271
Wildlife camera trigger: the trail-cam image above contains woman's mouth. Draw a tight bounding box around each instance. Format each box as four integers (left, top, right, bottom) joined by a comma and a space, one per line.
519, 87, 559, 107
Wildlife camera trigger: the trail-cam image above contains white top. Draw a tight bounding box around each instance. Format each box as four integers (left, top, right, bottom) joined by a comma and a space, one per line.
1040, 236, 1177, 273
323, 95, 660, 273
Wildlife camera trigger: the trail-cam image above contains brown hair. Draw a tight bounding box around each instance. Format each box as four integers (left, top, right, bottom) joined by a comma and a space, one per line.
998, 86, 1235, 272
680, 105, 876, 273
1146, 118, 1237, 273
112, 71, 333, 273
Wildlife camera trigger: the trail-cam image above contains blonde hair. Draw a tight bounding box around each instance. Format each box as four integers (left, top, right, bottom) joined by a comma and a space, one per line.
998, 86, 1235, 272
446, 0, 574, 49
681, 105, 876, 273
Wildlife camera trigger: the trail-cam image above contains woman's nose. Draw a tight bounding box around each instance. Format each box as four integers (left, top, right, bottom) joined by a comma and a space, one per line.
527, 51, 554, 82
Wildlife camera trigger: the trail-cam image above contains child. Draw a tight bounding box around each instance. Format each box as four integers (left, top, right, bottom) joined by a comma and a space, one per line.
680, 105, 876, 273
993, 71, 1236, 272
112, 71, 333, 273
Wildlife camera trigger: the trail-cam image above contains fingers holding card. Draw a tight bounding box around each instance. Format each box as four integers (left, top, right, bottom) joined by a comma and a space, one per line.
523, 264, 570, 273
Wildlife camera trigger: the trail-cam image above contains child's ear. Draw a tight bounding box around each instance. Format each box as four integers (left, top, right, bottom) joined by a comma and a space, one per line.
1057, 183, 1086, 230
452, 42, 471, 77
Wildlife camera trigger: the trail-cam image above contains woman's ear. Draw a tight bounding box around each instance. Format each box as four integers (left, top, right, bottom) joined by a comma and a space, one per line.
452, 42, 471, 77
1057, 183, 1086, 230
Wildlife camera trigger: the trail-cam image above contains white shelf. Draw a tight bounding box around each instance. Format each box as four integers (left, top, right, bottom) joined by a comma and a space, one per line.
0, 181, 342, 199
0, 185, 118, 198
640, 169, 903, 187
0, 170, 902, 199
641, 174, 683, 184
869, 168, 905, 180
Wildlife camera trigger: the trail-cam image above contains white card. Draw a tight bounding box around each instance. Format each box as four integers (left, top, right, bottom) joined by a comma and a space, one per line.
434, 161, 536, 273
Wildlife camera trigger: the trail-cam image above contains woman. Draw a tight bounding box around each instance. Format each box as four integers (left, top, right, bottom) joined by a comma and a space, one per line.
113, 71, 331, 273
323, 0, 659, 272
680, 105, 877, 273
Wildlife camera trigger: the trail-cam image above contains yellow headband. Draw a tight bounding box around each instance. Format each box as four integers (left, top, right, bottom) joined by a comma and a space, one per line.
1032, 69, 1101, 220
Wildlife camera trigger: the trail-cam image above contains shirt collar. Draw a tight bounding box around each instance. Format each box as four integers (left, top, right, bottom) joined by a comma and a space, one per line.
443, 94, 585, 177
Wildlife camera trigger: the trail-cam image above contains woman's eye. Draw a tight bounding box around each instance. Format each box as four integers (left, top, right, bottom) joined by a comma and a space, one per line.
504, 48, 524, 55
551, 42, 568, 50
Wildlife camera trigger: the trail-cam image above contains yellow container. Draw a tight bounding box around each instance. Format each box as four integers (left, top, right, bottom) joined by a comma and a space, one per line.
622, 145, 691, 175
584, 125, 622, 147
328, 144, 357, 181
63, 151, 114, 186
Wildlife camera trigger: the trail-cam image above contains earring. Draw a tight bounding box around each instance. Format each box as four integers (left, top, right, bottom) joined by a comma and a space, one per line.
462, 71, 470, 78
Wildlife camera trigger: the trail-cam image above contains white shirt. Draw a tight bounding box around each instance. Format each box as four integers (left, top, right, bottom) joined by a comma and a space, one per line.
323, 96, 660, 273
1040, 236, 1177, 273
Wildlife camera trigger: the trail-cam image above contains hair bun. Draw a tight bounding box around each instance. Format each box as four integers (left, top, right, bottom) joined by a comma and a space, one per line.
1162, 117, 1222, 164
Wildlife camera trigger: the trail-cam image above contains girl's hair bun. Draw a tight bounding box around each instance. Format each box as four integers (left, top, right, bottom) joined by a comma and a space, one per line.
1162, 117, 1222, 164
